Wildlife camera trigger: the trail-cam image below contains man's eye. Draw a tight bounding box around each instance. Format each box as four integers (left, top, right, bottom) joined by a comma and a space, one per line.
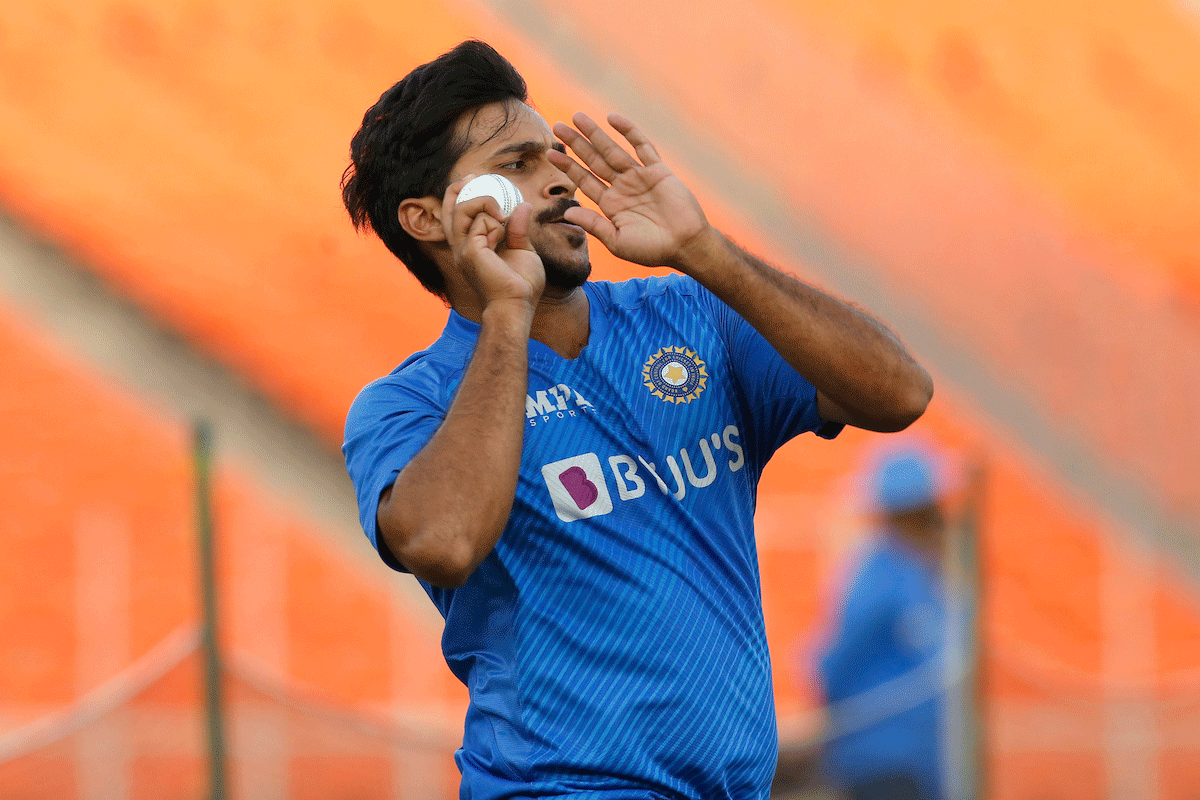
502, 160, 527, 171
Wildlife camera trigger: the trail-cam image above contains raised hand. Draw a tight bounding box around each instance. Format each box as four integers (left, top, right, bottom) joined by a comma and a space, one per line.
443, 175, 545, 311
549, 113, 712, 271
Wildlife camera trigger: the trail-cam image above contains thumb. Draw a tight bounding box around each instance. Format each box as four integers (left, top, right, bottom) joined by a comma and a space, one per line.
505, 203, 535, 252
563, 205, 617, 251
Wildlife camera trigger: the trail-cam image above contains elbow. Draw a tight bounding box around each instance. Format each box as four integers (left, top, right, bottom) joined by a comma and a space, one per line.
392, 530, 482, 589
891, 374, 934, 431
413, 563, 475, 590
868, 370, 934, 433
378, 487, 492, 588
419, 547, 479, 589
380, 509, 492, 587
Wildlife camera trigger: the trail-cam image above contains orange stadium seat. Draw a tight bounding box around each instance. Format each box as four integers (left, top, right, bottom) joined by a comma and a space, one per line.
554, 0, 1200, 529
0, 1, 1198, 798
0, 300, 463, 798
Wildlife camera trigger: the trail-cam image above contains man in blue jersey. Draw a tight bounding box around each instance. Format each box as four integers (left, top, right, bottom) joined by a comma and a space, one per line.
341, 40, 933, 800
816, 445, 954, 800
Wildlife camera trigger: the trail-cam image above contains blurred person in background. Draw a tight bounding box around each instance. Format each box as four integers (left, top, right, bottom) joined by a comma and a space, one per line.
340, 40, 933, 800
813, 444, 957, 800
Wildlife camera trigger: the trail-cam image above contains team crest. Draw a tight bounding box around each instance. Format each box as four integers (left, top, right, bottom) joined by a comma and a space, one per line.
642, 346, 708, 404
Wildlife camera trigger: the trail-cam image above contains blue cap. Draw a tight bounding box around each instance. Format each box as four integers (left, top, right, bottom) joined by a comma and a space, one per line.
871, 445, 944, 513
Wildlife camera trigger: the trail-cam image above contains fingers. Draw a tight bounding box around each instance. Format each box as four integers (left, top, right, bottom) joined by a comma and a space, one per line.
607, 113, 662, 167
444, 174, 505, 243
552, 120, 620, 183
440, 174, 472, 232
505, 203, 534, 252
547, 149, 610, 207
452, 196, 504, 240
441, 174, 508, 260
466, 206, 504, 253
553, 112, 662, 181
562, 205, 617, 251
572, 111, 645, 171
557, 112, 645, 176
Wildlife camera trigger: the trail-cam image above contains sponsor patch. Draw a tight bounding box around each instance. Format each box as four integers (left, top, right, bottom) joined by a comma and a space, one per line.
541, 453, 614, 522
642, 347, 708, 404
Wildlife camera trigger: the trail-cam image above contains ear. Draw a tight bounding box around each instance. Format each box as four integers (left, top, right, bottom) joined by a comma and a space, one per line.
398, 197, 446, 242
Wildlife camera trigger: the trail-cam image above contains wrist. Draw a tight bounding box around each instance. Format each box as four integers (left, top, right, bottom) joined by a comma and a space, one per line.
669, 225, 730, 284
480, 297, 537, 333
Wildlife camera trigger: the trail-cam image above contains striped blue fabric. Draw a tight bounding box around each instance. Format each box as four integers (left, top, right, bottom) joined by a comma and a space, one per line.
344, 274, 842, 800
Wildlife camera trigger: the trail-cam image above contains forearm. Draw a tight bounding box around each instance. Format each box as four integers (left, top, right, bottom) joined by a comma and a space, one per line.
676, 228, 932, 432
378, 301, 533, 586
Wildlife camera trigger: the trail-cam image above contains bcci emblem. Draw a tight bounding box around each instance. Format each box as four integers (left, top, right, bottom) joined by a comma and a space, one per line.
642, 346, 708, 404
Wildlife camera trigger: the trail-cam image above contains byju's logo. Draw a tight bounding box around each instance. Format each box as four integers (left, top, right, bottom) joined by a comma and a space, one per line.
539, 426, 745, 524
541, 453, 613, 522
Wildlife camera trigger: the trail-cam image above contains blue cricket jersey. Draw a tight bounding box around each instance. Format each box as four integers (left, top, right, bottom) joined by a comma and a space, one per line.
817, 535, 947, 799
344, 274, 842, 800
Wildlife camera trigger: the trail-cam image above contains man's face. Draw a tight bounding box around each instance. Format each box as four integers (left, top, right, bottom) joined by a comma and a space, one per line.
448, 100, 590, 290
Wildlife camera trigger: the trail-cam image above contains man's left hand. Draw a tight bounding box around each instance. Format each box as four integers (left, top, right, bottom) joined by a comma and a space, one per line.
549, 113, 713, 271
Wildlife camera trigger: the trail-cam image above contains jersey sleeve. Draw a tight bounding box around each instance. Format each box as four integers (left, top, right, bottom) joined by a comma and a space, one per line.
342, 365, 451, 572
690, 278, 844, 455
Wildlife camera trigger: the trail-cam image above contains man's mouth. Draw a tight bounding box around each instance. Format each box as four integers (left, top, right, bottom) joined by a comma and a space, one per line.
536, 199, 582, 227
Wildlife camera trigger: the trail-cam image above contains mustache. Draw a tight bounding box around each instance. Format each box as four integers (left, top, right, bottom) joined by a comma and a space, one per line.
535, 199, 582, 226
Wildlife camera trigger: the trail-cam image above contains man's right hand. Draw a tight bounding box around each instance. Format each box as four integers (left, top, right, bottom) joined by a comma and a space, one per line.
375, 177, 543, 588
443, 175, 545, 313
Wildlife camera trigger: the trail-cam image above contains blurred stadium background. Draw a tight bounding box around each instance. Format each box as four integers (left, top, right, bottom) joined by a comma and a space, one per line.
0, 0, 1198, 798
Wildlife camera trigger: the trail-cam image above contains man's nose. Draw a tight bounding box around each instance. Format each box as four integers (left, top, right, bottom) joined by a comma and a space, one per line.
544, 168, 576, 199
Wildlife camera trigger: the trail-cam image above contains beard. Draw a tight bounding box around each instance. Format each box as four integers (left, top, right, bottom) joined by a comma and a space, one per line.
540, 249, 591, 290
534, 198, 592, 291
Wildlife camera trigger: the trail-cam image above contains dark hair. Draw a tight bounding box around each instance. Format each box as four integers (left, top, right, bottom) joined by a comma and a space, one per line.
341, 40, 528, 298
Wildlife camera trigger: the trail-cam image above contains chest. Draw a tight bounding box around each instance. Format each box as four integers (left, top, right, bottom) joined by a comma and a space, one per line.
517, 314, 751, 522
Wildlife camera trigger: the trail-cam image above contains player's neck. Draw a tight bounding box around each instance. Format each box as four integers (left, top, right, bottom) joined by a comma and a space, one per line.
530, 285, 590, 359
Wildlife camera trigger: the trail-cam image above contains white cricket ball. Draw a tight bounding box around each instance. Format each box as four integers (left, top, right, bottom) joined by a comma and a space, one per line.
456, 174, 524, 219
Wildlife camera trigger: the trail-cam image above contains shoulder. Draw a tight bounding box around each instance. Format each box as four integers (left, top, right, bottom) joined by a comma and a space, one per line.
590, 273, 708, 308
851, 538, 915, 592
346, 340, 468, 429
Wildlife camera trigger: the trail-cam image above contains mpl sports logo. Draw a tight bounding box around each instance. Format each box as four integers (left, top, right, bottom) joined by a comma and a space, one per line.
541, 425, 746, 522
526, 383, 595, 428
